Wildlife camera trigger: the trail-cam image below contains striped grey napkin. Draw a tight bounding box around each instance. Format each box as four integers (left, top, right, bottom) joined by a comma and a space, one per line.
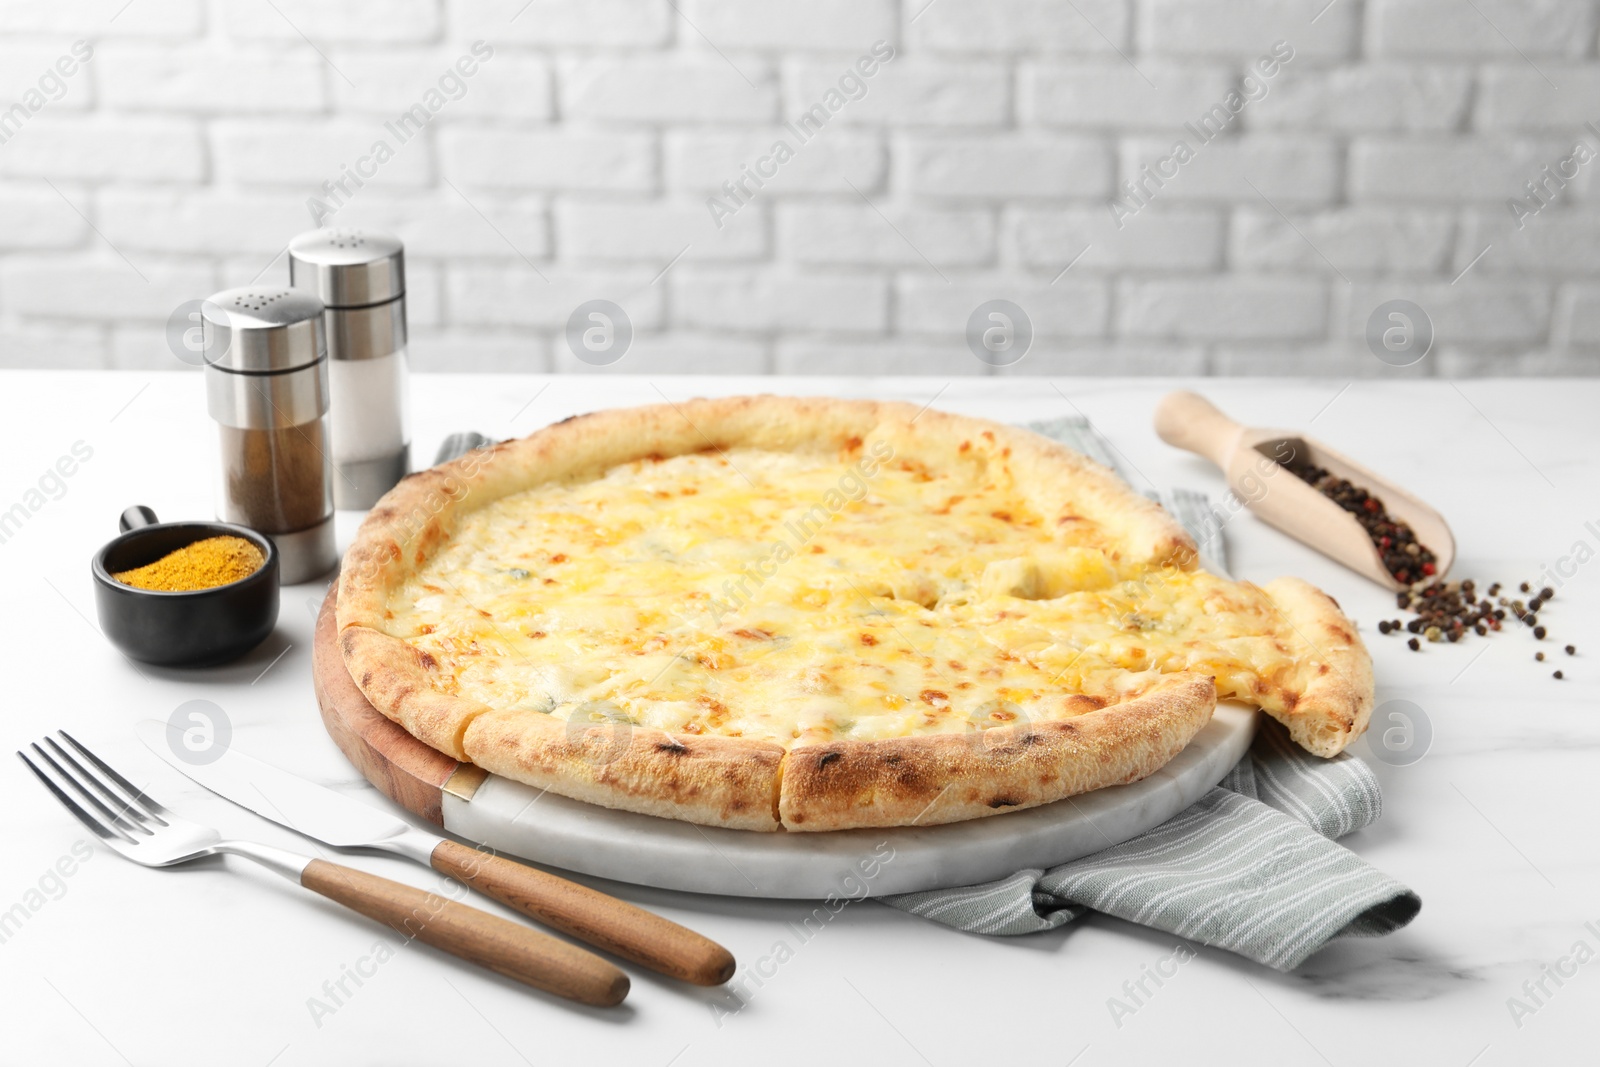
880, 721, 1421, 970
877, 417, 1423, 971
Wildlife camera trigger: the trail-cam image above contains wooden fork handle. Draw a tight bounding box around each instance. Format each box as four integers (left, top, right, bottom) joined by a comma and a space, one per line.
430, 839, 736, 987
301, 858, 629, 1006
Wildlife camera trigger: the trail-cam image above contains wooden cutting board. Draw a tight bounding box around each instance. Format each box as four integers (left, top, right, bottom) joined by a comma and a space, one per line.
312, 588, 1256, 898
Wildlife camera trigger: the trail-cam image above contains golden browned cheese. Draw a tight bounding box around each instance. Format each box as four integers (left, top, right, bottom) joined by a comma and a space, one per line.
114, 535, 264, 592
384, 444, 1307, 749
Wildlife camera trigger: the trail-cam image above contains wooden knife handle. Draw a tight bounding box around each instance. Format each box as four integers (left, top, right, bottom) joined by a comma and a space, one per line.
430, 838, 736, 987
1153, 390, 1245, 469
301, 858, 628, 1006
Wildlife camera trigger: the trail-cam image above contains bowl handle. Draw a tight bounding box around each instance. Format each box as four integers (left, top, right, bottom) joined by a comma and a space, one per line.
119, 505, 159, 533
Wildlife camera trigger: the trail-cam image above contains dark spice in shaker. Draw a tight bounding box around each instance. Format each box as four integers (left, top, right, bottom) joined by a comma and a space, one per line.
219, 422, 331, 532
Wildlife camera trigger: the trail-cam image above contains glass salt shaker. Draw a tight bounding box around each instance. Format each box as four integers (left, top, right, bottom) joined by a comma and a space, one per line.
288, 228, 410, 510
202, 287, 337, 585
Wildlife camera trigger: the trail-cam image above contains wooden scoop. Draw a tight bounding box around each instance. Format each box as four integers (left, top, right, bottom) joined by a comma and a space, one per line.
1153, 391, 1454, 591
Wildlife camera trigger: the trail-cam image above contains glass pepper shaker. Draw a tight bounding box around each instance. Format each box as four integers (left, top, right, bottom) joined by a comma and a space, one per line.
202, 287, 337, 584
287, 228, 410, 510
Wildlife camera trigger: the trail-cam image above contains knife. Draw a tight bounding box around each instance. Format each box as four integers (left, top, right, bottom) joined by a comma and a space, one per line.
137, 720, 736, 986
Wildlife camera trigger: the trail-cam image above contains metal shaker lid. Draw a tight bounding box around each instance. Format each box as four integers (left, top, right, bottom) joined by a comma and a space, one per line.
288, 228, 405, 307
202, 287, 326, 373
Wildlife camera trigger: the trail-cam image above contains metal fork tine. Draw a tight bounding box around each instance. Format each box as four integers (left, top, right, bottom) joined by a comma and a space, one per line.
58, 730, 171, 824
43, 738, 159, 831
16, 750, 133, 844
30, 742, 151, 837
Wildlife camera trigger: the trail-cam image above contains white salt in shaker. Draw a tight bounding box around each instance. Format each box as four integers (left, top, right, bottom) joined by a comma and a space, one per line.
288, 228, 410, 510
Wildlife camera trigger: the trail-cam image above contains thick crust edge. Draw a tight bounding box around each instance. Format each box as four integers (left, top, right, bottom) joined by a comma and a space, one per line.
780, 673, 1217, 832
339, 624, 490, 761
1260, 577, 1375, 758
462, 710, 785, 831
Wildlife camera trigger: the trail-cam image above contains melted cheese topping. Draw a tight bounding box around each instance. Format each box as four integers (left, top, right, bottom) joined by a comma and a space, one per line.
386, 443, 1300, 747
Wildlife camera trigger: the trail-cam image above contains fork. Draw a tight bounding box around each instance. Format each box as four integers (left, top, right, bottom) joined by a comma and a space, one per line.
18, 731, 629, 1007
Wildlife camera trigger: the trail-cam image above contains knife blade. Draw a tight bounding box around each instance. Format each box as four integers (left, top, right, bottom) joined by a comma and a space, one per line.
136, 719, 735, 986
136, 719, 431, 852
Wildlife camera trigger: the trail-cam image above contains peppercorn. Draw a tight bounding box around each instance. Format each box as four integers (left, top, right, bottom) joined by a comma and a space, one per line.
1281, 458, 1437, 583
1535, 626, 1547, 640
1566, 645, 1576, 655
1554, 670, 1564, 680
1378, 620, 1391, 634
1407, 637, 1420, 651
1520, 582, 1530, 593
1528, 597, 1543, 612
1536, 652, 1545, 662
1541, 587, 1555, 600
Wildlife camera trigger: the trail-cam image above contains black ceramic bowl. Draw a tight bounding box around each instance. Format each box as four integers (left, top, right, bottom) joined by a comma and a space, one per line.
92, 507, 279, 667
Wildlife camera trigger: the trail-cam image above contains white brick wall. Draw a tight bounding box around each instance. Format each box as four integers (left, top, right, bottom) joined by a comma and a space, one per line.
1, 0, 1598, 375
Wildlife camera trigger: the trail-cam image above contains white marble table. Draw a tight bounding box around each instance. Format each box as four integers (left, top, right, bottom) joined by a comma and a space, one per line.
2, 372, 1595, 1066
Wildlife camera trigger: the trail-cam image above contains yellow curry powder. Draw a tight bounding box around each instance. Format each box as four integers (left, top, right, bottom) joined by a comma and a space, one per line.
113, 535, 265, 592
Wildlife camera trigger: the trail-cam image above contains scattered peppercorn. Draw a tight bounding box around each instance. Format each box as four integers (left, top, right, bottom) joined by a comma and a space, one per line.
1554, 670, 1564, 680
1520, 582, 1531, 593
1372, 572, 1568, 679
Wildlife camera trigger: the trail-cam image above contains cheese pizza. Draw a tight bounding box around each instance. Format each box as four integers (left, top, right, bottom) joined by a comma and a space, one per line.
337, 396, 1372, 832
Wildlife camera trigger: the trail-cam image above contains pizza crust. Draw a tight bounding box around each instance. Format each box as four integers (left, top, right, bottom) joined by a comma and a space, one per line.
1258, 577, 1375, 758
335, 395, 1371, 832
463, 710, 785, 832
779, 672, 1216, 831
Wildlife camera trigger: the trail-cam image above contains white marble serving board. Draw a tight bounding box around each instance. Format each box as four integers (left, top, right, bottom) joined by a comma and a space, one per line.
442, 702, 1256, 899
